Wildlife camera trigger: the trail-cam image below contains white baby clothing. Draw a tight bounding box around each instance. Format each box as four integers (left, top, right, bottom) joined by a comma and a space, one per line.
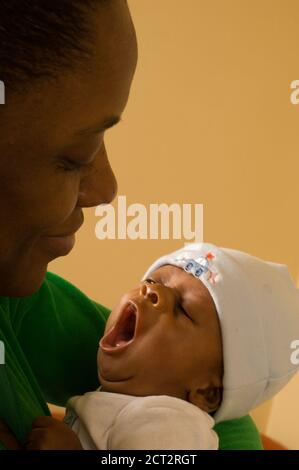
64, 391, 218, 450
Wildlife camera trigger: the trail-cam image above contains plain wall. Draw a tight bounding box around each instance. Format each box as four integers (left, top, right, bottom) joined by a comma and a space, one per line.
49, 0, 299, 447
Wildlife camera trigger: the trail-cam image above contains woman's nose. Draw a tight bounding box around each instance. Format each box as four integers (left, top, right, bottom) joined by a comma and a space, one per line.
77, 143, 118, 208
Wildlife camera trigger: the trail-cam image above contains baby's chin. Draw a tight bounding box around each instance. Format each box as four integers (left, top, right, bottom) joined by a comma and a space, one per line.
98, 367, 140, 395
98, 376, 133, 395
98, 371, 181, 400
97, 362, 134, 394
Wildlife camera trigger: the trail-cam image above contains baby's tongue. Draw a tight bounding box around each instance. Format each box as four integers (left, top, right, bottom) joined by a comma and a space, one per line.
115, 340, 129, 348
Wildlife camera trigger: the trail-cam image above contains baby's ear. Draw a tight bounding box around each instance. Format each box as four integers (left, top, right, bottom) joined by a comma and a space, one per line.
188, 386, 222, 414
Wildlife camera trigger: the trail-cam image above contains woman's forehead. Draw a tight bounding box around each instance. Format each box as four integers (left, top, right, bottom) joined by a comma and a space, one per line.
0, 2, 137, 144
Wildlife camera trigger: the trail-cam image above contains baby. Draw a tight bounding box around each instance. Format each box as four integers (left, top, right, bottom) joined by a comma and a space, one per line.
28, 243, 299, 449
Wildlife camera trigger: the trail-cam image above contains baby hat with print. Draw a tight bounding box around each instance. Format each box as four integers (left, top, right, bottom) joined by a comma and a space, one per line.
142, 243, 299, 423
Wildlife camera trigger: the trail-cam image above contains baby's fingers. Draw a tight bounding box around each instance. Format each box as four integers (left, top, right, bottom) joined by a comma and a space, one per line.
31, 416, 58, 429
25, 428, 49, 450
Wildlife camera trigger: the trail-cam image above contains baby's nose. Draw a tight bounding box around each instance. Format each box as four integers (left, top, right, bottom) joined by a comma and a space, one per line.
140, 283, 160, 306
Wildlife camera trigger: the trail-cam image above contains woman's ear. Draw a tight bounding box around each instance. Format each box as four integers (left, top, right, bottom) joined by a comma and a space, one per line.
188, 386, 222, 414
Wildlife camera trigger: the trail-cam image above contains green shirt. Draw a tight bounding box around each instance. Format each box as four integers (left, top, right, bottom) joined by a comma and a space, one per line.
0, 272, 263, 450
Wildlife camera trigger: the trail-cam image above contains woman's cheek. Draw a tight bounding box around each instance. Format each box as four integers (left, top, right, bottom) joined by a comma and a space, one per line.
50, 172, 81, 217
31, 172, 81, 231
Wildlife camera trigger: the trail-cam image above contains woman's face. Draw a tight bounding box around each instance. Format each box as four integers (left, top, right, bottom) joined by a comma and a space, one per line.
0, 0, 137, 296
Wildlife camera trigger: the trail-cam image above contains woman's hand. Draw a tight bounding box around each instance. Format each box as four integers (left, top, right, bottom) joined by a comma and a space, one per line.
0, 420, 22, 450
25, 416, 83, 450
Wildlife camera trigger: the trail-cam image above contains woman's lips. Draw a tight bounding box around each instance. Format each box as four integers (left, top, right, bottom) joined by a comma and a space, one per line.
42, 234, 76, 256
100, 302, 138, 354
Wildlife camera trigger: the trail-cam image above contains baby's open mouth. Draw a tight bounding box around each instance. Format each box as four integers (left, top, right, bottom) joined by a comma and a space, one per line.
100, 302, 137, 353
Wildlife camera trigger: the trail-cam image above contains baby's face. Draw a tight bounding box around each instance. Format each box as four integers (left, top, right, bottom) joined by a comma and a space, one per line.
98, 265, 223, 410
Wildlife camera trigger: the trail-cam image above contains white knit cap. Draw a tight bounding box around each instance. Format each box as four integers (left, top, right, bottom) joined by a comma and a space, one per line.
142, 243, 299, 423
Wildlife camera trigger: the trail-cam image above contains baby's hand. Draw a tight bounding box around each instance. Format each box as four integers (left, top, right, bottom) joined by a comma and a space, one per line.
25, 416, 83, 450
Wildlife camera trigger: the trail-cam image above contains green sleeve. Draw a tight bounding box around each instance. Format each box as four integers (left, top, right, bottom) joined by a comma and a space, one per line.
9, 271, 111, 407
214, 415, 263, 450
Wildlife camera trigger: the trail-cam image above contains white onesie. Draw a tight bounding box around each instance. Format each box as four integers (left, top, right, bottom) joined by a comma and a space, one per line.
64, 391, 218, 450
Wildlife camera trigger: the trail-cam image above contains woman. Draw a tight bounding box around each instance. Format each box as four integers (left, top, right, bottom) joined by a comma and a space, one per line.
0, 0, 262, 450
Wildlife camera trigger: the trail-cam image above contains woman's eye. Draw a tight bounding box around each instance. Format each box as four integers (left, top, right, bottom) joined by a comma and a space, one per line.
57, 157, 88, 172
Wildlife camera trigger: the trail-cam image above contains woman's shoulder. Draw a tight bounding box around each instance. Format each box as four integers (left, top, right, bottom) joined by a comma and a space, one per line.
8, 271, 111, 330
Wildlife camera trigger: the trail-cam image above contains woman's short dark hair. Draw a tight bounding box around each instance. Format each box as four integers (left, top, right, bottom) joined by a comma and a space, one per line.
0, 0, 109, 91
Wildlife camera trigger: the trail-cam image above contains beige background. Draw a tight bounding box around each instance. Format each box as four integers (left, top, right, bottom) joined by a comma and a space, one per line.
50, 0, 299, 448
